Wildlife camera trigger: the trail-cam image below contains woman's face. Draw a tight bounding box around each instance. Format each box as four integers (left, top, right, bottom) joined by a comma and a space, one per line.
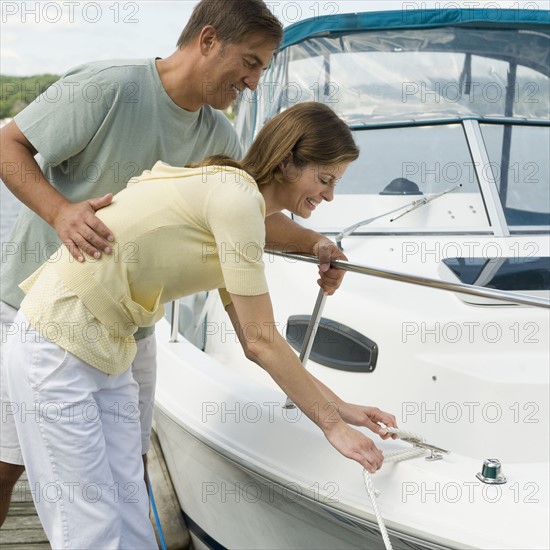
282, 161, 350, 219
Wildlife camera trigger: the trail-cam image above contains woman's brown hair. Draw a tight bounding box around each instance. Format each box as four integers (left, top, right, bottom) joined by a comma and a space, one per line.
197, 102, 359, 185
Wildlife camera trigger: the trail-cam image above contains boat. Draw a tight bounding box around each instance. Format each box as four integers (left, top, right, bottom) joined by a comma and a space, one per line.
154, 7, 550, 549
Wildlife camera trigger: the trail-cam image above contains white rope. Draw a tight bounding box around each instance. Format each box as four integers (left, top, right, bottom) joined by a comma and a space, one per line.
362, 426, 431, 550
363, 470, 394, 549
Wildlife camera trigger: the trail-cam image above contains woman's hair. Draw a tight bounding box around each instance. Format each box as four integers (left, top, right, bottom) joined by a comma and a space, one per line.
177, 0, 283, 49
197, 102, 360, 185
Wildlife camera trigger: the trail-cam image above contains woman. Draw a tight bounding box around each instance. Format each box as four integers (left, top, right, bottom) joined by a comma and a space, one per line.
6, 102, 397, 549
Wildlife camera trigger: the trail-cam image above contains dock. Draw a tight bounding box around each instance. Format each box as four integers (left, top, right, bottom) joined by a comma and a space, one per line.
0, 472, 49, 549
0, 430, 190, 549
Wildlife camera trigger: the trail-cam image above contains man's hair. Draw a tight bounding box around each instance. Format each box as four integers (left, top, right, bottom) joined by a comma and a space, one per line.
177, 0, 283, 48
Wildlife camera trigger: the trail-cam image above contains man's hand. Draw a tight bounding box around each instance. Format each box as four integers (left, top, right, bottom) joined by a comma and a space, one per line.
338, 404, 398, 440
312, 238, 347, 295
52, 194, 114, 262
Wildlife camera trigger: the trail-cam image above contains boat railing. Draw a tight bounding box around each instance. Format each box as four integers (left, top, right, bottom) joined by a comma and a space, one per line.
169, 251, 549, 342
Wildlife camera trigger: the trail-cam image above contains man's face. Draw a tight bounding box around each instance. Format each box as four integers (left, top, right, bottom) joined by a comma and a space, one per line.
202, 33, 277, 110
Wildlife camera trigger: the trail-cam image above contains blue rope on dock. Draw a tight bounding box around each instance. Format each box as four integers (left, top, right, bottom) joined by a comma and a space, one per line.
147, 475, 168, 550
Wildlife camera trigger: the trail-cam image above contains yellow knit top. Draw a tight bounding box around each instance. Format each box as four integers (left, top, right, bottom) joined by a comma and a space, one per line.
20, 162, 268, 374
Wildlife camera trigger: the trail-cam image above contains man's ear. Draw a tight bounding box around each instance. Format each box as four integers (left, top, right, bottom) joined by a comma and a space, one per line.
198, 25, 217, 55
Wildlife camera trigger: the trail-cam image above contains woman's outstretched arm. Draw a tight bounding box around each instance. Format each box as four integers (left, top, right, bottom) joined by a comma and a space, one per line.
226, 293, 386, 473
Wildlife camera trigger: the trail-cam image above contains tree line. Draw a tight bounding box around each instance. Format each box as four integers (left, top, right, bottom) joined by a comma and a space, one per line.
1, 74, 59, 119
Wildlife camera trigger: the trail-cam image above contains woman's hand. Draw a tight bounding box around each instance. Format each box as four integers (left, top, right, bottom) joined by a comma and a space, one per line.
313, 238, 347, 295
324, 422, 384, 473
338, 403, 398, 440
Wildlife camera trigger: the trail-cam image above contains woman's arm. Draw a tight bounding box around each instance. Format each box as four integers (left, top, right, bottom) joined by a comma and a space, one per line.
226, 294, 386, 473
308, 374, 398, 440
264, 213, 346, 295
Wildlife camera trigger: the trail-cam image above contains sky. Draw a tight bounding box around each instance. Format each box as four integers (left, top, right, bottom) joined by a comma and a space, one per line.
1, 0, 548, 76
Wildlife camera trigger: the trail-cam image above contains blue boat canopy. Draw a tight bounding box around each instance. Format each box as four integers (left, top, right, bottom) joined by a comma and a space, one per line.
282, 9, 550, 50
234, 7, 549, 138
232, 9, 550, 235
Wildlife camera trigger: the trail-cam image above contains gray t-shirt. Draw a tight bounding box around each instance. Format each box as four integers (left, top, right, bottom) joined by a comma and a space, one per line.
1, 58, 243, 332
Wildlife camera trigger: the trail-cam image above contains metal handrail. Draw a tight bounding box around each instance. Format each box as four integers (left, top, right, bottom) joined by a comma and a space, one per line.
169, 299, 180, 342
267, 251, 550, 309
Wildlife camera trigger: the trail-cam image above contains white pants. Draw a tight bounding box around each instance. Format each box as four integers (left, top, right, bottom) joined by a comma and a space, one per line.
5, 311, 158, 549
0, 301, 157, 464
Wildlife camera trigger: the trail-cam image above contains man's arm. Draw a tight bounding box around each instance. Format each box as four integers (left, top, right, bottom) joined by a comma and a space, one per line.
264, 212, 347, 295
0, 121, 114, 261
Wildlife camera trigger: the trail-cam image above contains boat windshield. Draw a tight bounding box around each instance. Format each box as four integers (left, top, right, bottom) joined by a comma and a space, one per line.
235, 18, 550, 235
252, 26, 549, 126
330, 122, 549, 234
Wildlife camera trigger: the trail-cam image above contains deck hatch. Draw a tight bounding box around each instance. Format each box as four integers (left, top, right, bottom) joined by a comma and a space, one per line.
285, 316, 378, 372
443, 256, 550, 290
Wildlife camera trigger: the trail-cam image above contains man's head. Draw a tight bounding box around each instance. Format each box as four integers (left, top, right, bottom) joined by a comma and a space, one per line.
178, 0, 283, 110
177, 0, 283, 50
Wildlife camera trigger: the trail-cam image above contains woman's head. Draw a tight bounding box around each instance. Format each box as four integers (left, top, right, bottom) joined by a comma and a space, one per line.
242, 102, 359, 218
242, 102, 359, 188
195, 102, 359, 218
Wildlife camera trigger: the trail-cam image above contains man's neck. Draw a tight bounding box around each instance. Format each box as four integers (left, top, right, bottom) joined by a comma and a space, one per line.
155, 49, 204, 112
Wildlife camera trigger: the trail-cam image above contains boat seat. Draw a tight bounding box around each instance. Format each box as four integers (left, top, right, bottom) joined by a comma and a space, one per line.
380, 178, 423, 196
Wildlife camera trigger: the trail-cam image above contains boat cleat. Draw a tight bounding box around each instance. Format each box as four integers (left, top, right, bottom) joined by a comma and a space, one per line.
399, 437, 450, 461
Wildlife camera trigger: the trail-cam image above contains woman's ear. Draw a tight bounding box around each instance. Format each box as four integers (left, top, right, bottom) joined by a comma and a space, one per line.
278, 152, 293, 172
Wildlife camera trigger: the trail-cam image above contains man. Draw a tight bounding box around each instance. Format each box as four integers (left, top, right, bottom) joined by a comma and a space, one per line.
0, 0, 346, 526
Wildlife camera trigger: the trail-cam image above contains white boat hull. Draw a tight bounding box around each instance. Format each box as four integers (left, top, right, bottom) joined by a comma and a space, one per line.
155, 408, 441, 550
154, 286, 549, 550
